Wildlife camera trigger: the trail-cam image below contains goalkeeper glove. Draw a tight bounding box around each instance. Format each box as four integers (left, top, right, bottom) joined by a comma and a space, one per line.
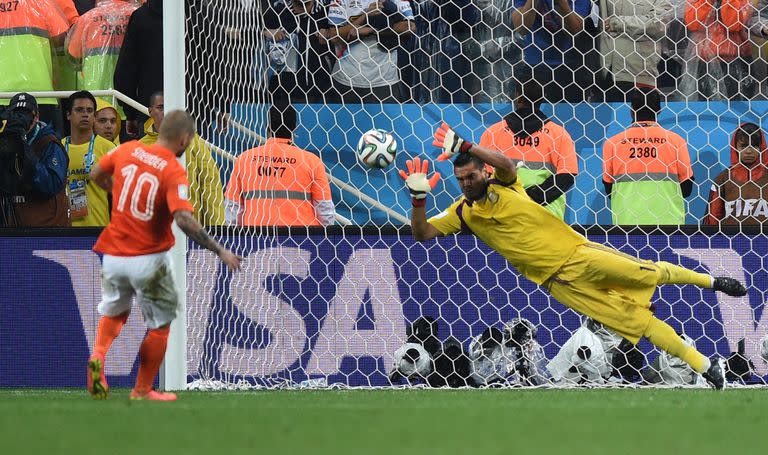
398, 157, 441, 207
432, 122, 473, 161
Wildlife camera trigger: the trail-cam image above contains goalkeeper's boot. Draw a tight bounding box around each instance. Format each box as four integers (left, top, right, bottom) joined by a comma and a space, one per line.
713, 277, 748, 297
702, 357, 727, 390
129, 389, 177, 402
87, 354, 109, 400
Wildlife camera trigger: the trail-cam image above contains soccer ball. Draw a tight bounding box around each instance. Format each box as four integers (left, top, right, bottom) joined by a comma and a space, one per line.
357, 128, 397, 169
393, 342, 432, 378
760, 334, 768, 362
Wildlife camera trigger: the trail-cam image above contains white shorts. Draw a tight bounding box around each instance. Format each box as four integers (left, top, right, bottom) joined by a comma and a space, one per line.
99, 252, 179, 329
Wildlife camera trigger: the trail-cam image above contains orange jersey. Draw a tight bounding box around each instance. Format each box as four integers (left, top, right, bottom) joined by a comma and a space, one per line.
602, 122, 693, 184
93, 141, 194, 256
225, 138, 332, 226
479, 120, 578, 174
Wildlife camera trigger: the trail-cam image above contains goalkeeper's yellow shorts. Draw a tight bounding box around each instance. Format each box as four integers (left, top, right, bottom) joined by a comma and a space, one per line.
545, 242, 661, 344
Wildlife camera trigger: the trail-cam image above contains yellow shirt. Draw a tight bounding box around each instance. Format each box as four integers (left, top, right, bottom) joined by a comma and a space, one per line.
140, 120, 225, 226
62, 135, 114, 227
428, 174, 587, 285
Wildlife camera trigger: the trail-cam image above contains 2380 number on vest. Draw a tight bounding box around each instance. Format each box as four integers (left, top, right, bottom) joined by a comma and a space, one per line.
629, 147, 657, 159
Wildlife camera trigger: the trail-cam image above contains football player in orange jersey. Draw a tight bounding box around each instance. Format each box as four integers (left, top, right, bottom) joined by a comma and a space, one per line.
86, 110, 241, 401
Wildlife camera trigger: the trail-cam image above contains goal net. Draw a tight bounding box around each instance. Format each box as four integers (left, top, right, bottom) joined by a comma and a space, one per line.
182, 0, 768, 388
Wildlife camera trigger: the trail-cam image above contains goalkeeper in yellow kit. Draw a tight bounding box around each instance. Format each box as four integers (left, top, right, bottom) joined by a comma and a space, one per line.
399, 123, 749, 390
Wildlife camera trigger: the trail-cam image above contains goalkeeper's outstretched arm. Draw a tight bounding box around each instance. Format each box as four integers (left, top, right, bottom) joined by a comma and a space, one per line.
465, 143, 517, 183
433, 122, 517, 183
410, 201, 443, 241
399, 157, 443, 242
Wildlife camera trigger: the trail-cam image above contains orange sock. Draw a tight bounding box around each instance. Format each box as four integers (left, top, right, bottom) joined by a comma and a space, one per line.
93, 313, 129, 357
134, 326, 170, 394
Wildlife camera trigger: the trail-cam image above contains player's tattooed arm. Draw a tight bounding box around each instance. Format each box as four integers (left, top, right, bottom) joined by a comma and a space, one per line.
190, 228, 221, 254
173, 210, 242, 271
174, 210, 220, 253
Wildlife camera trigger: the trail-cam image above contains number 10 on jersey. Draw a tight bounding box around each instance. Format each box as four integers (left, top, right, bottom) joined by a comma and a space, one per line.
117, 164, 160, 221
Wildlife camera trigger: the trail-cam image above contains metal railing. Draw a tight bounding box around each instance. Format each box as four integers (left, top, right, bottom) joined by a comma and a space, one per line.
0, 89, 388, 226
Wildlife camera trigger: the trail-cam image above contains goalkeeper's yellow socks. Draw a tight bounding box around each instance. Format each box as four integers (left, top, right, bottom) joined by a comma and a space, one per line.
93, 313, 129, 357
134, 326, 170, 395
643, 316, 709, 373
654, 261, 713, 288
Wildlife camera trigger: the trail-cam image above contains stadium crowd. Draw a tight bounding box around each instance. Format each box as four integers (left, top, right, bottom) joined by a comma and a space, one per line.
1, 0, 768, 228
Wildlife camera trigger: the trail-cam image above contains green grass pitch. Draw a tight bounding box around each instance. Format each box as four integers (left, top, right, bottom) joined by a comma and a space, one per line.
1, 388, 765, 454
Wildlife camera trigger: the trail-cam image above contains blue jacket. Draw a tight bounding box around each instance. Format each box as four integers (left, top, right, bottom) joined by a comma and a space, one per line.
27, 122, 68, 197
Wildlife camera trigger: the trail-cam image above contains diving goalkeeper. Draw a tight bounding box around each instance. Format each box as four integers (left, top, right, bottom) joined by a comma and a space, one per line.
399, 123, 749, 390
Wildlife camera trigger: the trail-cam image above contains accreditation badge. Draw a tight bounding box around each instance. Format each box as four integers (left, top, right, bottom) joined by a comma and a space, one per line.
69, 180, 89, 219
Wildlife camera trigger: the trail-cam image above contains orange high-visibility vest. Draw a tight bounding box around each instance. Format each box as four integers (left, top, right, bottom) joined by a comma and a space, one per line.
603, 122, 693, 225
480, 119, 578, 219
0, 0, 70, 105
225, 138, 332, 226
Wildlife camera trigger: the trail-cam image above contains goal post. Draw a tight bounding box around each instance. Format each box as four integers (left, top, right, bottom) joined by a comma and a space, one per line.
160, 0, 188, 391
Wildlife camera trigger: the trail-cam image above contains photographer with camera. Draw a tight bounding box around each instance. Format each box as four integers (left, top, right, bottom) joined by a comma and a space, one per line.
1, 93, 70, 228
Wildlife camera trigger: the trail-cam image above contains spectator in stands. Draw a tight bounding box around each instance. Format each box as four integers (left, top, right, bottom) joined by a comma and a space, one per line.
93, 99, 121, 145
61, 91, 113, 227
599, 0, 673, 102
224, 104, 335, 226
704, 122, 768, 225
52, 0, 80, 97
468, 0, 521, 103
66, 0, 139, 114
139, 92, 225, 226
185, 0, 263, 134
1, 93, 70, 228
328, 0, 416, 103
602, 88, 694, 225
264, 0, 336, 104
749, 0, 768, 38
656, 0, 688, 96
511, 0, 594, 103
114, 0, 162, 138
478, 79, 578, 219
411, 0, 478, 103
0, 0, 70, 133
681, 0, 756, 100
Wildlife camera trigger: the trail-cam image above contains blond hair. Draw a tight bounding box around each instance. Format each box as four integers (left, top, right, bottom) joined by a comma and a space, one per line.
159, 110, 196, 141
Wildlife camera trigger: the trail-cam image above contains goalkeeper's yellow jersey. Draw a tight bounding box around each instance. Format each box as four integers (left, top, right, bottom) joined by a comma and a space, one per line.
427, 174, 587, 285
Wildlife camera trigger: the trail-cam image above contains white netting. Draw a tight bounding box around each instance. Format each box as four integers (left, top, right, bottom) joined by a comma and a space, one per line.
181, 0, 768, 389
